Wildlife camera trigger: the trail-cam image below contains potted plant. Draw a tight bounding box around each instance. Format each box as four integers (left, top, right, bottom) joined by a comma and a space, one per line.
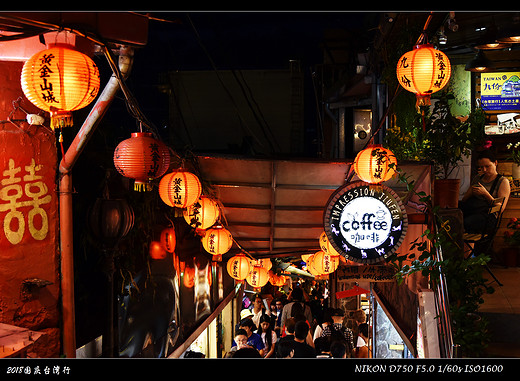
502, 217, 520, 267
423, 95, 485, 208
506, 141, 520, 179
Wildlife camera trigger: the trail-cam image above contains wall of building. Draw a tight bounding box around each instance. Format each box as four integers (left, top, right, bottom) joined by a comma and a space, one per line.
0, 60, 61, 357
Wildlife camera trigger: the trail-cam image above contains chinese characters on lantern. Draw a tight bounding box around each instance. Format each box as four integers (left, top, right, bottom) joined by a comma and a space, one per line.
148, 142, 161, 178
0, 158, 51, 245
38, 53, 58, 105
172, 177, 184, 206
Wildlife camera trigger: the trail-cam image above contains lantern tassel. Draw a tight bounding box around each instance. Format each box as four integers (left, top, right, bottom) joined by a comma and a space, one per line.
134, 181, 153, 192
50, 110, 73, 130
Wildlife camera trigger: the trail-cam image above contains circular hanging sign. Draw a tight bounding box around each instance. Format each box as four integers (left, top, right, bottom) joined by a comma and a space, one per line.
323, 181, 408, 264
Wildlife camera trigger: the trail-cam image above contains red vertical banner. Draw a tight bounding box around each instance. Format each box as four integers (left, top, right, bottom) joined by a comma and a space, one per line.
0, 123, 59, 323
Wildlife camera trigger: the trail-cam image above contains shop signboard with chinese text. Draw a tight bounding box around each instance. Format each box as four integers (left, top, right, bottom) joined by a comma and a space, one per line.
324, 182, 408, 264
481, 72, 520, 111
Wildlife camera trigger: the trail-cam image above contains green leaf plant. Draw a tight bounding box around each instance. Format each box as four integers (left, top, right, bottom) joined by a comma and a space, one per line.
388, 164, 494, 357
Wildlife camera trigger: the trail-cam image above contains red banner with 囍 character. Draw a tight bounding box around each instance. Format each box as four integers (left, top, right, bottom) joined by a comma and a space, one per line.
0, 124, 58, 254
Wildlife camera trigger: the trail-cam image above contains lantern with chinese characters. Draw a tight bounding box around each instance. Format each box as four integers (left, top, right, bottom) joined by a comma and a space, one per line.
159, 170, 202, 208
201, 225, 233, 261
226, 253, 251, 281
319, 231, 339, 256
183, 196, 220, 230
311, 250, 339, 275
149, 241, 167, 260
353, 145, 397, 184
21, 44, 100, 129
251, 258, 272, 271
396, 44, 451, 107
159, 227, 176, 253
246, 265, 269, 289
114, 132, 171, 191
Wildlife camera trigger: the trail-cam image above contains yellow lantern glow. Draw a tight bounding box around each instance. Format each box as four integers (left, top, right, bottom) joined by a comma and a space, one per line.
21, 44, 100, 129
268, 271, 286, 287
396, 44, 451, 107
183, 196, 220, 230
311, 250, 339, 274
202, 226, 233, 261
159, 170, 202, 208
251, 258, 272, 271
227, 253, 251, 281
246, 265, 269, 289
353, 145, 397, 184
319, 231, 340, 256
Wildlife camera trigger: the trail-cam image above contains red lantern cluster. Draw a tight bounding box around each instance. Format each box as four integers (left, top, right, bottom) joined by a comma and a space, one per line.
114, 132, 171, 191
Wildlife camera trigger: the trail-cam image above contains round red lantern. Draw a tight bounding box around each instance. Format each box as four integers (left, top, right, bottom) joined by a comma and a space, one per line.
246, 265, 269, 289
158, 170, 202, 208
396, 44, 451, 107
149, 241, 167, 260
87, 197, 134, 249
353, 145, 397, 184
183, 196, 220, 230
160, 227, 176, 253
114, 132, 171, 191
226, 253, 251, 281
21, 44, 100, 129
201, 226, 233, 260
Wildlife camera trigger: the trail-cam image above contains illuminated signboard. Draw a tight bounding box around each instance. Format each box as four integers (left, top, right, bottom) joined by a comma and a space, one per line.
323, 182, 407, 264
481, 72, 520, 111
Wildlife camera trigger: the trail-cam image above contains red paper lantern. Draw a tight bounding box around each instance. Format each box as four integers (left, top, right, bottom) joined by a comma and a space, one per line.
158, 170, 202, 208
226, 253, 251, 281
160, 227, 176, 253
246, 265, 269, 289
114, 132, 171, 191
268, 271, 286, 287
21, 44, 100, 129
183, 196, 220, 230
149, 241, 167, 260
353, 145, 397, 184
202, 226, 233, 260
396, 44, 451, 107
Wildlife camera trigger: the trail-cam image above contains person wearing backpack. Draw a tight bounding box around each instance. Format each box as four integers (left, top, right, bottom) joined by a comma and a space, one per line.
319, 308, 354, 357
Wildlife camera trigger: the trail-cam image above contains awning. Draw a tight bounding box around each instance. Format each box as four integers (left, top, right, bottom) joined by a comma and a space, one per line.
196, 155, 352, 260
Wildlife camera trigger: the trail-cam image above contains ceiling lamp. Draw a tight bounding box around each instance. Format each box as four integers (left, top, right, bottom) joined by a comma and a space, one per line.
396, 44, 451, 107
465, 50, 495, 72
246, 265, 270, 289
21, 44, 100, 129
201, 225, 233, 261
159, 170, 202, 208
226, 253, 251, 281
183, 195, 220, 231
496, 25, 520, 43
114, 132, 171, 191
353, 145, 397, 184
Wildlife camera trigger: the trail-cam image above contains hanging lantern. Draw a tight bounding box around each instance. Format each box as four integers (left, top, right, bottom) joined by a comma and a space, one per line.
311, 250, 339, 275
114, 132, 171, 191
183, 195, 220, 230
319, 231, 340, 256
201, 225, 233, 261
301, 253, 313, 262
21, 44, 100, 129
226, 252, 251, 281
246, 265, 269, 289
87, 197, 134, 249
269, 271, 286, 287
149, 241, 167, 260
160, 227, 176, 253
396, 44, 451, 107
159, 170, 202, 208
353, 145, 397, 184
251, 258, 272, 271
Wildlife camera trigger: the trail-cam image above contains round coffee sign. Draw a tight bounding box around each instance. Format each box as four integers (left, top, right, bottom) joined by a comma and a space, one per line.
324, 181, 407, 264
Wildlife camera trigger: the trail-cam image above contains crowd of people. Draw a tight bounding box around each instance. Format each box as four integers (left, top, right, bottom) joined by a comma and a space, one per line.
225, 284, 370, 359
